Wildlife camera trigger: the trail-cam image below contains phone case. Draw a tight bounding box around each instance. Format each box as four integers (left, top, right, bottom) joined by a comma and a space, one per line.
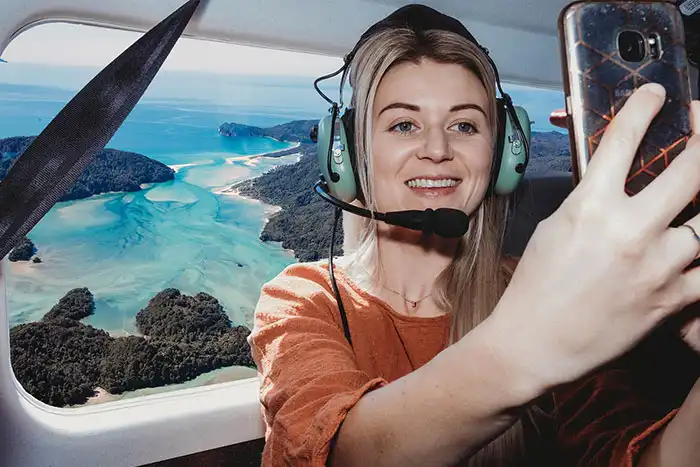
558, 0, 695, 220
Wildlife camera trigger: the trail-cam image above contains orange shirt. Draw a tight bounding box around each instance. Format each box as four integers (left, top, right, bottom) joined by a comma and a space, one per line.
248, 260, 678, 466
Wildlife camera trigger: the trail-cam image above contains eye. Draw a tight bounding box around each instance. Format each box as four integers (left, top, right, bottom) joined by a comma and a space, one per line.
450, 121, 477, 134
389, 120, 416, 134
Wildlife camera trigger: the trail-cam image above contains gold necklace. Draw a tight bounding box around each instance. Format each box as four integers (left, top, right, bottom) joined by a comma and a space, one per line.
348, 260, 434, 309
381, 284, 433, 308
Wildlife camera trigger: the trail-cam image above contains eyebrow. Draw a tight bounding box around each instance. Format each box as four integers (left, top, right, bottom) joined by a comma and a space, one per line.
378, 102, 487, 116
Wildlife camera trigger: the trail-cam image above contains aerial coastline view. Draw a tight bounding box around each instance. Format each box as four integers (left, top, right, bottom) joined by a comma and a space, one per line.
1, 22, 571, 408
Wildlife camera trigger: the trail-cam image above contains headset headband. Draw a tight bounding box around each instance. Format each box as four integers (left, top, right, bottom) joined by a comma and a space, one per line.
345, 4, 483, 65
315, 3, 496, 108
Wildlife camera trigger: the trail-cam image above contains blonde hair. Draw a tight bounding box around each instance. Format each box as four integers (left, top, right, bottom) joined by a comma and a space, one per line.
343, 27, 543, 465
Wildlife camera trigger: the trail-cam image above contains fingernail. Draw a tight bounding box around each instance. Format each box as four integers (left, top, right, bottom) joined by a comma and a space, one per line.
642, 82, 665, 96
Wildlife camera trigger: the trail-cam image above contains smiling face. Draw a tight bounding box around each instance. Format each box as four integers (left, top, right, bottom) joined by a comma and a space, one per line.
369, 58, 494, 215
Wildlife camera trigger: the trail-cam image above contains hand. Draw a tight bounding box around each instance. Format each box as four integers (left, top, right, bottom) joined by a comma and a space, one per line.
486, 83, 700, 390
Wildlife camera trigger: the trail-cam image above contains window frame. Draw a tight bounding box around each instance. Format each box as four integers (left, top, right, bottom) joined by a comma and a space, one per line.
0, 12, 268, 462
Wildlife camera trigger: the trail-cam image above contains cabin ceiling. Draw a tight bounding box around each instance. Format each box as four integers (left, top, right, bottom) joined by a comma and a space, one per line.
0, 0, 603, 90
371, 0, 569, 34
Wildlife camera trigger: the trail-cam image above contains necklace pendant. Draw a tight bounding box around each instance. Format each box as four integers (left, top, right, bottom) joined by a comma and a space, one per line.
410, 301, 417, 308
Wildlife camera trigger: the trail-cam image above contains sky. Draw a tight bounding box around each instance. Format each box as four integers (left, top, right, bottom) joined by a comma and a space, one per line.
1, 22, 344, 76
0, 22, 352, 108
0, 21, 565, 125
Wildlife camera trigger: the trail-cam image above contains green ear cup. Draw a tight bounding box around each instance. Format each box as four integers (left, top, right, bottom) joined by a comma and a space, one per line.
316, 113, 357, 203
493, 105, 531, 196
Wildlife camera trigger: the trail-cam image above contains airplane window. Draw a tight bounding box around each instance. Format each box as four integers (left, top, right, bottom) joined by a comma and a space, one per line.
0, 22, 569, 409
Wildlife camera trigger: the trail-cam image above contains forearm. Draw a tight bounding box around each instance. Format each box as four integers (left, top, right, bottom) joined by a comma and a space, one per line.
328, 319, 547, 467
638, 379, 700, 467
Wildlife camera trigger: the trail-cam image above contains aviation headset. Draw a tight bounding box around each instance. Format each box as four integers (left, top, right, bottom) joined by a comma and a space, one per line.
311, 4, 532, 207
310, 4, 532, 347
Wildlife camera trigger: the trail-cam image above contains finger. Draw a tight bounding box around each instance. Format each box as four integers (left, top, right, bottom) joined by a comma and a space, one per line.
661, 220, 700, 272
549, 109, 568, 129
681, 220, 700, 260
680, 266, 700, 309
584, 83, 666, 187
633, 133, 700, 225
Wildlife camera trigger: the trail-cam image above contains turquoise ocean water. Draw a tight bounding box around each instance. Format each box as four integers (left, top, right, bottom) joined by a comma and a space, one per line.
0, 82, 311, 333
0, 69, 565, 336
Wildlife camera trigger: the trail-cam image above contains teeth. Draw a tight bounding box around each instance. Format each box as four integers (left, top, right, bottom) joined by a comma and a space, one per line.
407, 178, 458, 188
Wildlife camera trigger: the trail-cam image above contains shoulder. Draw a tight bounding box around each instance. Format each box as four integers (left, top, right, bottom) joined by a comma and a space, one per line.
253, 259, 373, 331
249, 260, 357, 361
253, 257, 371, 333
257, 260, 335, 312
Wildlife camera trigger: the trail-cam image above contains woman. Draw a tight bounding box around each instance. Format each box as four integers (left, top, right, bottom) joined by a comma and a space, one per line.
248, 5, 700, 466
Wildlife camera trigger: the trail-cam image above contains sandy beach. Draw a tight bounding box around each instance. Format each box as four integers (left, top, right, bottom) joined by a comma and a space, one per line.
216, 185, 281, 219
214, 142, 302, 250
217, 186, 295, 258
169, 161, 206, 173
226, 140, 301, 159
82, 365, 259, 406
224, 141, 302, 167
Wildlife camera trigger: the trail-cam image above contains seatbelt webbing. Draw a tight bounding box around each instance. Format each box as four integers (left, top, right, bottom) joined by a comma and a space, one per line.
0, 0, 200, 260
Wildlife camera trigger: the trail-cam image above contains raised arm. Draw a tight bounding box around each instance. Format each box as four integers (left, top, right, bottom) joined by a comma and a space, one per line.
251, 85, 700, 467
331, 86, 700, 465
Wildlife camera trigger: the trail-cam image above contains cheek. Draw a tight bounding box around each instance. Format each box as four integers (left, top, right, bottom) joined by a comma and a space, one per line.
456, 138, 494, 179
369, 132, 418, 184
456, 139, 495, 211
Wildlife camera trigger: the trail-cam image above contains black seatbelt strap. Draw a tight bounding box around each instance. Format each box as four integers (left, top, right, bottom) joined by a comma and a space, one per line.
0, 0, 200, 260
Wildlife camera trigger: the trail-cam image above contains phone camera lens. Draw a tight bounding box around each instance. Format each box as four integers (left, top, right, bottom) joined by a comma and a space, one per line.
618, 30, 646, 62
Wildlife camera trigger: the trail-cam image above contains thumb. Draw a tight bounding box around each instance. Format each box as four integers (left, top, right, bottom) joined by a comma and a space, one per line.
549, 109, 568, 129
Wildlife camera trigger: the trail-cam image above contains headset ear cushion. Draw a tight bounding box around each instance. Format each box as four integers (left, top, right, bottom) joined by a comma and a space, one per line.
493, 103, 531, 195
489, 98, 507, 194
316, 111, 357, 203
341, 108, 365, 205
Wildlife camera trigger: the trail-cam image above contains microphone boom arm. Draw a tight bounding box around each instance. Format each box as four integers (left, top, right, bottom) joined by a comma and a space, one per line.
314, 180, 469, 238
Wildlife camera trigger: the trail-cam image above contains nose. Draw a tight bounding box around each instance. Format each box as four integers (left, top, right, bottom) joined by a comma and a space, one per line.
419, 127, 452, 162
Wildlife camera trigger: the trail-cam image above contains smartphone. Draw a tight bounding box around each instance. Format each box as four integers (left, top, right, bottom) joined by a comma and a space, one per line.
558, 0, 697, 224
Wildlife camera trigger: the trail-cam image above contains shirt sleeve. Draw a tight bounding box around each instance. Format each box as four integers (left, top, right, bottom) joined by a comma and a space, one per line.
553, 367, 677, 466
247, 264, 388, 467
